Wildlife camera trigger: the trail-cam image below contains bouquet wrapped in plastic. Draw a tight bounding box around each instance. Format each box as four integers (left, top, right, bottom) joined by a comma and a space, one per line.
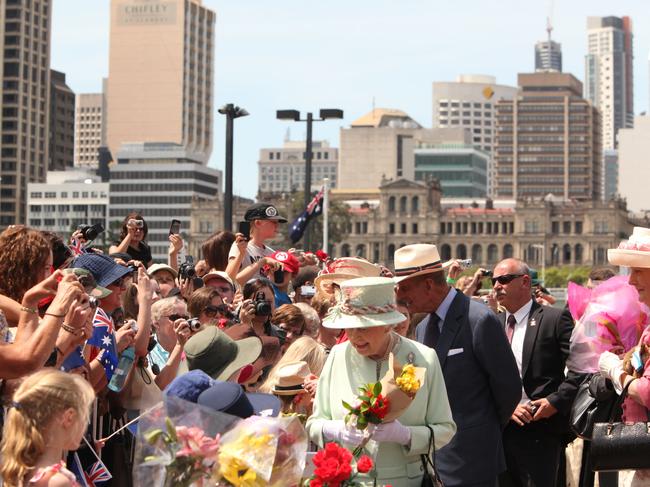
215, 415, 307, 487
134, 396, 240, 487
567, 276, 649, 373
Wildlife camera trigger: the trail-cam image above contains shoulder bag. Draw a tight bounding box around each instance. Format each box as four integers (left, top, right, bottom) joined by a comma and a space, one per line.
590, 380, 650, 471
570, 372, 617, 439
421, 424, 444, 487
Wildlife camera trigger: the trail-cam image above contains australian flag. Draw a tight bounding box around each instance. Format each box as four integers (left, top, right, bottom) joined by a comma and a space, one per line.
86, 307, 118, 381
69, 452, 112, 487
61, 345, 87, 372
289, 187, 324, 243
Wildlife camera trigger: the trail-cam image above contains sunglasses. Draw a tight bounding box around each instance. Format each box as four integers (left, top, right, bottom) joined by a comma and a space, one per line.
203, 305, 228, 318
491, 273, 525, 286
166, 314, 189, 322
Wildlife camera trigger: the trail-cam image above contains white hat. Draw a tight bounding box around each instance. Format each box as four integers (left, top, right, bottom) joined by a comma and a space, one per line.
323, 277, 406, 329
393, 244, 444, 283
608, 227, 650, 268
314, 257, 381, 292
203, 270, 235, 290
271, 361, 311, 395
147, 263, 178, 279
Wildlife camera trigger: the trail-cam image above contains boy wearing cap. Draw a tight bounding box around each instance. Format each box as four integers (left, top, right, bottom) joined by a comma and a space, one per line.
264, 251, 300, 307
229, 203, 288, 286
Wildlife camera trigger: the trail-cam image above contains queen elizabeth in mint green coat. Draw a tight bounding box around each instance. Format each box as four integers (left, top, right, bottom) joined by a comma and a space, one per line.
306, 277, 456, 487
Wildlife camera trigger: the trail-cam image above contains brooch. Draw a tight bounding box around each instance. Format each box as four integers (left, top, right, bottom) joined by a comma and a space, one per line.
407, 352, 415, 364
529, 318, 537, 327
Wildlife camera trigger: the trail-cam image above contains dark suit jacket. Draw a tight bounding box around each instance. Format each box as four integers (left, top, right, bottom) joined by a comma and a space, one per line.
498, 301, 582, 435
416, 290, 521, 486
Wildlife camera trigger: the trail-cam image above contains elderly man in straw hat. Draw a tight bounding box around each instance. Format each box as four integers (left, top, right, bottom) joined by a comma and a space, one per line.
394, 244, 521, 487
307, 277, 456, 486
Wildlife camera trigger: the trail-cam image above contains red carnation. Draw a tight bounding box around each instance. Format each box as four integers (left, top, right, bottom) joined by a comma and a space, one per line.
315, 249, 329, 262
356, 455, 374, 474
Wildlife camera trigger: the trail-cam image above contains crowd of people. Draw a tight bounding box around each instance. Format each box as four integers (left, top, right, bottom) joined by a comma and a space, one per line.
1, 201, 650, 487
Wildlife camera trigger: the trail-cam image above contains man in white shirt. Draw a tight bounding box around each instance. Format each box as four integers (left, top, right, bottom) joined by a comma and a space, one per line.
229, 203, 287, 286
493, 258, 581, 487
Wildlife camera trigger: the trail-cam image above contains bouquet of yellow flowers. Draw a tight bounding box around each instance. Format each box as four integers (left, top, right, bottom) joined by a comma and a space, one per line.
214, 415, 307, 487
379, 353, 426, 422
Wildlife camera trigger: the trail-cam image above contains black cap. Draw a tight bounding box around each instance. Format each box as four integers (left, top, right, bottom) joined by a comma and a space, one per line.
244, 203, 287, 223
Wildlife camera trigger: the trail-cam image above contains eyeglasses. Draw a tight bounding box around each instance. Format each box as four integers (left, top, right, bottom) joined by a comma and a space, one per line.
166, 314, 189, 322
203, 305, 227, 318
491, 273, 525, 286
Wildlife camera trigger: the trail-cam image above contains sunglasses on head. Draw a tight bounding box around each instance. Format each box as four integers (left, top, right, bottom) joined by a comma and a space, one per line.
491, 273, 525, 286
166, 314, 189, 322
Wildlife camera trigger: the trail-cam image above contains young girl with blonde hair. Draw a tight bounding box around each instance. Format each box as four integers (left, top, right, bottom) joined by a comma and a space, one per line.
259, 336, 326, 394
1, 369, 95, 487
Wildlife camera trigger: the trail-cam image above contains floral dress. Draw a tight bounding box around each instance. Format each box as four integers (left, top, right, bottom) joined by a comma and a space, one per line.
29, 461, 81, 486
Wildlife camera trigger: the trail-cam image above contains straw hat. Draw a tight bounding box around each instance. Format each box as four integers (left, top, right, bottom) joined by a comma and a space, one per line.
323, 276, 406, 329
393, 244, 444, 283
314, 257, 381, 291
608, 227, 650, 268
271, 361, 311, 395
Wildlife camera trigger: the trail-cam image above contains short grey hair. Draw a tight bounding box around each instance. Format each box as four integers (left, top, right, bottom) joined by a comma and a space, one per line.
151, 296, 184, 323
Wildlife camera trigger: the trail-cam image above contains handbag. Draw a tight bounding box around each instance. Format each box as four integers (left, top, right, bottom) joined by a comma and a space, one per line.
421, 424, 444, 487
117, 358, 162, 411
570, 372, 617, 439
590, 380, 650, 471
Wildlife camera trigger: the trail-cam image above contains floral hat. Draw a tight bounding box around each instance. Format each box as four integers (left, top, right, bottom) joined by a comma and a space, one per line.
323, 276, 406, 329
609, 227, 650, 268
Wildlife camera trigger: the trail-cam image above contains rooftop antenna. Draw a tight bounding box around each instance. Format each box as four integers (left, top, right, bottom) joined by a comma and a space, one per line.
372, 96, 376, 119
546, 0, 554, 42
284, 127, 291, 142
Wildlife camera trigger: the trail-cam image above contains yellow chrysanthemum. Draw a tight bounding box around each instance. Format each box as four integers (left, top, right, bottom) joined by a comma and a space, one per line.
217, 433, 274, 487
396, 364, 421, 396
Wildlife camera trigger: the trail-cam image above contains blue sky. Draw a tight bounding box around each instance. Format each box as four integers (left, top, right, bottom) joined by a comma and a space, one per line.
51, 1, 649, 199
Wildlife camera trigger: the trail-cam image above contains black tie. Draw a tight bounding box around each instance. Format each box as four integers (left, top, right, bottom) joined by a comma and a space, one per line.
424, 314, 441, 348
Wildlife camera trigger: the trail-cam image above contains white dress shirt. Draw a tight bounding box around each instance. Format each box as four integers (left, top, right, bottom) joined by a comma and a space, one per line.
505, 299, 534, 404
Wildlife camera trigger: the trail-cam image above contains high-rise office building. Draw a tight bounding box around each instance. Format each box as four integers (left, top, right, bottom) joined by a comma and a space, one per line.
494, 72, 602, 201
49, 70, 75, 171
535, 40, 562, 72
0, 0, 52, 225
74, 93, 106, 168
432, 75, 518, 196
107, 0, 216, 164
618, 116, 650, 212
585, 16, 634, 150
109, 143, 222, 260
258, 140, 338, 196
338, 109, 470, 190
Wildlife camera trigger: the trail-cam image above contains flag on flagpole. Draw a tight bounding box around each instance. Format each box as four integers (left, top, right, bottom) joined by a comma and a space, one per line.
84, 460, 112, 485
70, 238, 86, 256
289, 187, 324, 243
86, 308, 118, 381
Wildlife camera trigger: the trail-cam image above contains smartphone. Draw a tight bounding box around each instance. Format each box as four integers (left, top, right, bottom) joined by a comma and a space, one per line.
238, 221, 251, 240
273, 268, 285, 284
169, 219, 181, 236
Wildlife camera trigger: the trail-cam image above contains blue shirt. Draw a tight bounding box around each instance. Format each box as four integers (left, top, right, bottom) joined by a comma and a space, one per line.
273, 284, 292, 307
434, 287, 457, 331
149, 339, 169, 371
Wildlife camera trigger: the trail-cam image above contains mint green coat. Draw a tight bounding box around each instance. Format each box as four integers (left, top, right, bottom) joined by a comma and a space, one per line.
306, 336, 456, 487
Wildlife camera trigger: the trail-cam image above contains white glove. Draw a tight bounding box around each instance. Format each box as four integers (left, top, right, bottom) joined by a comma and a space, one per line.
371, 420, 412, 446
322, 420, 366, 444
599, 351, 625, 394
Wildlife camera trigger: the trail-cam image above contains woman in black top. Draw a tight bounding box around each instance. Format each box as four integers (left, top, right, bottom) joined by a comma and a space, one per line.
109, 212, 153, 267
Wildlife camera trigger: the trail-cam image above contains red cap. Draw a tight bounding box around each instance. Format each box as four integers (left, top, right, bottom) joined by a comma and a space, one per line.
269, 250, 300, 274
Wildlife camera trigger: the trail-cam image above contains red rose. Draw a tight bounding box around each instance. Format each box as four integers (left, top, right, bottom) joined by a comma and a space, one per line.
315, 249, 329, 262
356, 455, 374, 474
309, 479, 323, 487
313, 442, 353, 484
369, 395, 390, 419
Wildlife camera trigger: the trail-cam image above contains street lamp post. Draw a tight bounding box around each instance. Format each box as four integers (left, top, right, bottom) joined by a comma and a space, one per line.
276, 108, 343, 250
532, 244, 546, 285
218, 104, 249, 232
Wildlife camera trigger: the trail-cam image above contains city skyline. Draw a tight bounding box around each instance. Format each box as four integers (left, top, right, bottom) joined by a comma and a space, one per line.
51, 0, 650, 199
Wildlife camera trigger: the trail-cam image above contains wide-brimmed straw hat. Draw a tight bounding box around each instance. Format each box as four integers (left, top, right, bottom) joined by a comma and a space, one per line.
609, 227, 650, 268
323, 276, 406, 329
393, 244, 444, 283
314, 257, 381, 292
271, 361, 311, 396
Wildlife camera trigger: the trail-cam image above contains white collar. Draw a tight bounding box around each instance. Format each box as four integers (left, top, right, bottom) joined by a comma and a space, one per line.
506, 299, 534, 325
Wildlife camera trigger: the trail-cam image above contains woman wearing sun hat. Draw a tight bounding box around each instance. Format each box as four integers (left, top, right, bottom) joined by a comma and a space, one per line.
597, 227, 650, 484
306, 277, 456, 486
